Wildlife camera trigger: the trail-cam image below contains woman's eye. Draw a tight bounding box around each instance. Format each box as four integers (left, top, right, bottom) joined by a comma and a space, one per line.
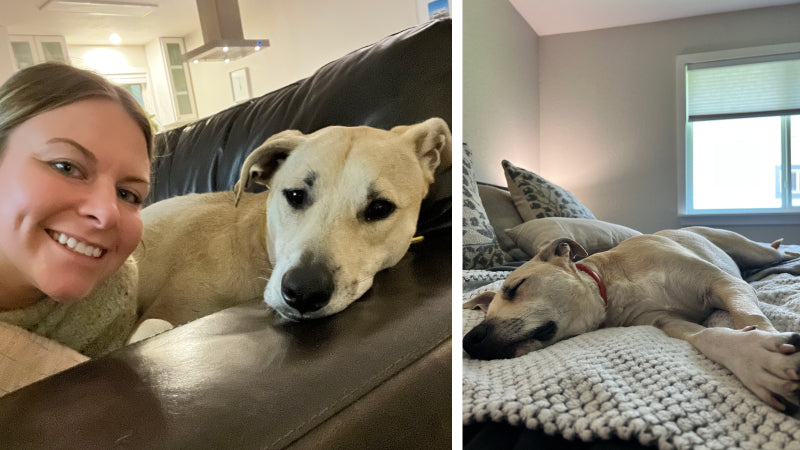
364, 199, 396, 222
51, 161, 82, 178
117, 188, 142, 205
283, 189, 306, 209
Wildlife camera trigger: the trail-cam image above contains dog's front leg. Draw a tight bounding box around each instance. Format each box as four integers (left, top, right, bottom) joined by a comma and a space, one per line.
657, 315, 800, 412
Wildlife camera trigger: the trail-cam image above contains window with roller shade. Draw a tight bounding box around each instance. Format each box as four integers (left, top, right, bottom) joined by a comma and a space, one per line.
677, 44, 800, 222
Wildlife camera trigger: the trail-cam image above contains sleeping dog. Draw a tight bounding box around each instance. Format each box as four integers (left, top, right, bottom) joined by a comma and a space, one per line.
134, 118, 450, 326
463, 227, 800, 412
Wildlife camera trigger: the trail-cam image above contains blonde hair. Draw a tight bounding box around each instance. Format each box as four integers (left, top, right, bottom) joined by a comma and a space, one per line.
0, 62, 153, 159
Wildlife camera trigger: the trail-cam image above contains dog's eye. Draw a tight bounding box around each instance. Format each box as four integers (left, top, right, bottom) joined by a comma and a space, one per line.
283, 189, 306, 209
364, 199, 396, 222
502, 278, 525, 300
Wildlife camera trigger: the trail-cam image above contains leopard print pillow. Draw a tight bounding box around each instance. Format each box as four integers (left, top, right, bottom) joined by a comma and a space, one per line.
463, 144, 514, 270
503, 160, 595, 222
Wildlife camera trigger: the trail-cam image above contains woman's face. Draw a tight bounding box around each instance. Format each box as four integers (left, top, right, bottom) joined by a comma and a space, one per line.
0, 98, 150, 304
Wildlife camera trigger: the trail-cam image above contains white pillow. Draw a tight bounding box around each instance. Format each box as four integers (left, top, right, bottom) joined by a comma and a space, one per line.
506, 217, 641, 257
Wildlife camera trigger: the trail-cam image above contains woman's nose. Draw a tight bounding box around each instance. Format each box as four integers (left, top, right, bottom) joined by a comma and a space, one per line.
78, 182, 120, 229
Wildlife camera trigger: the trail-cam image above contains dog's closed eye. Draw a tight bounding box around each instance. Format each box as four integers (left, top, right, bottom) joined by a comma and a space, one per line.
363, 199, 396, 222
502, 278, 525, 300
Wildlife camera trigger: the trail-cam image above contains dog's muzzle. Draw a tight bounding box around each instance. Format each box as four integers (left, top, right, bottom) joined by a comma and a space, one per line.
280, 262, 335, 314
463, 319, 558, 360
463, 323, 517, 360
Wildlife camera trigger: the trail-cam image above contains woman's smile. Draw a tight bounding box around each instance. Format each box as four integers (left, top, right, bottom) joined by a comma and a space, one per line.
46, 229, 107, 258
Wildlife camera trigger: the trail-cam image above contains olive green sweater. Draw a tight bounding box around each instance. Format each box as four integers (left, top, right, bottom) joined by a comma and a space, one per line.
0, 257, 138, 358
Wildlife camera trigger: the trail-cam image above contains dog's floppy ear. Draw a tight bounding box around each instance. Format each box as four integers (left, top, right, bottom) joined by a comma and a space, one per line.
463, 291, 496, 312
233, 130, 305, 206
536, 238, 588, 262
391, 117, 452, 185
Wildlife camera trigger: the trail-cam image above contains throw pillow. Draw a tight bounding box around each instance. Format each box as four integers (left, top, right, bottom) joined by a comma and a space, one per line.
462, 144, 515, 269
502, 160, 595, 222
506, 217, 642, 257
476, 183, 529, 261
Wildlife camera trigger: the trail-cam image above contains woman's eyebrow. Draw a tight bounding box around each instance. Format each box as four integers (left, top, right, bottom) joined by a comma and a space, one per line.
46, 137, 97, 164
47, 137, 150, 186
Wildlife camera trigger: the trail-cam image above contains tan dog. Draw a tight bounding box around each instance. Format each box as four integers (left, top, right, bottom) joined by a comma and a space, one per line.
463, 226, 800, 412
135, 118, 450, 325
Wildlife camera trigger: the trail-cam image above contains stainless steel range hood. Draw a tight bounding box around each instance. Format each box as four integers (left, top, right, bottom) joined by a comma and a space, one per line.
183, 0, 269, 63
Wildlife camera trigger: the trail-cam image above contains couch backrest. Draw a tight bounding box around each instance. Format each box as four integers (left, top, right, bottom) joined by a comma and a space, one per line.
147, 19, 452, 234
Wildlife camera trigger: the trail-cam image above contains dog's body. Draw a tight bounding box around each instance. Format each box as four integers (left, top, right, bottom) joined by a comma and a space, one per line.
464, 226, 800, 412
135, 191, 270, 324
136, 118, 451, 325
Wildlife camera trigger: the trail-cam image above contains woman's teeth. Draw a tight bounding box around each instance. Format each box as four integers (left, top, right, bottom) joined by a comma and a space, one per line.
50, 231, 103, 258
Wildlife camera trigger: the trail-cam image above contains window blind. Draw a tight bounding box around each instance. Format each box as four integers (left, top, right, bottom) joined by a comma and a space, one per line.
686, 52, 800, 121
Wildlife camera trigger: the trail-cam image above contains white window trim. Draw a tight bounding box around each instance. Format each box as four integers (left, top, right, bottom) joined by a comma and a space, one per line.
676, 42, 800, 226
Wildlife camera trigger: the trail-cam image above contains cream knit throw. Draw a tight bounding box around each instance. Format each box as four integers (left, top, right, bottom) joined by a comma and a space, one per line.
463, 270, 800, 449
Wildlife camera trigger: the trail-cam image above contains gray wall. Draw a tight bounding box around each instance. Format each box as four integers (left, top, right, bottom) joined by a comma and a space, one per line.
463, 0, 539, 186
538, 5, 800, 242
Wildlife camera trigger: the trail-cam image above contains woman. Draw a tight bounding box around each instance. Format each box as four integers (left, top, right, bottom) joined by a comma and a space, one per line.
0, 62, 152, 373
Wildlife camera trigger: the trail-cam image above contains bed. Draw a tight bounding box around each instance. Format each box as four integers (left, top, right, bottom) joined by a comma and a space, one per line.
461, 143, 800, 449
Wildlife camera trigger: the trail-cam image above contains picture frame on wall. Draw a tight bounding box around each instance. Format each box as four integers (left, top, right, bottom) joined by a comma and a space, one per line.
229, 67, 252, 103
416, 0, 450, 23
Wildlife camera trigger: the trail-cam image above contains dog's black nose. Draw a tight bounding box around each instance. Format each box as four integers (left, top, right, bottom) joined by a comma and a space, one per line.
463, 323, 496, 360
281, 264, 334, 314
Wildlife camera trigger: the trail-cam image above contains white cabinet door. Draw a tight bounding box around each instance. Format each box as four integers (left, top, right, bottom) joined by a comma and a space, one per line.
9, 35, 70, 71
9, 36, 36, 70
34, 36, 70, 64
161, 37, 197, 124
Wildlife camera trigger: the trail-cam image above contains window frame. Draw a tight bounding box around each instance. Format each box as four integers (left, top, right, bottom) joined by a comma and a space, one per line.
676, 42, 800, 226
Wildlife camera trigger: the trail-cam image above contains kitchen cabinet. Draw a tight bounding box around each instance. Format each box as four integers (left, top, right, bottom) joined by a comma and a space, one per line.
9, 35, 69, 70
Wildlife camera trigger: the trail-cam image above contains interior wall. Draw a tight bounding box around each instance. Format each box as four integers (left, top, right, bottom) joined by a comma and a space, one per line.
0, 25, 13, 83
538, 4, 800, 242
186, 0, 420, 120
463, 0, 539, 186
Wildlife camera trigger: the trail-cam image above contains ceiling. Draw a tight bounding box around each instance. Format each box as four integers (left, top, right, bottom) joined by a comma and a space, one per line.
3, 0, 800, 46
509, 0, 800, 36
0, 0, 201, 46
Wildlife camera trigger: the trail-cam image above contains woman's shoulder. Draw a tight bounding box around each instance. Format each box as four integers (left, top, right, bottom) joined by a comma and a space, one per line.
0, 256, 139, 357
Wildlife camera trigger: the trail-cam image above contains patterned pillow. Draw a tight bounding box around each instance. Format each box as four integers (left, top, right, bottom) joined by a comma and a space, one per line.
502, 160, 595, 221
463, 144, 514, 270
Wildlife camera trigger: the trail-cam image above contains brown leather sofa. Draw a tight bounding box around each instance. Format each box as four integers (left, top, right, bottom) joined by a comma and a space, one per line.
0, 19, 452, 449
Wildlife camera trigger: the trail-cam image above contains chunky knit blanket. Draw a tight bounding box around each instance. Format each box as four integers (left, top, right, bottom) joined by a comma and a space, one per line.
463, 257, 800, 450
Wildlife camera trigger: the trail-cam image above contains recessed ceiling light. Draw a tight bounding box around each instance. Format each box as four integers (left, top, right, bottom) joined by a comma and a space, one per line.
109, 33, 121, 45
39, 0, 158, 17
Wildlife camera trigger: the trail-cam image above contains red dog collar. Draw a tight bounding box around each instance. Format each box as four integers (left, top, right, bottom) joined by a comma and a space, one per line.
576, 263, 608, 308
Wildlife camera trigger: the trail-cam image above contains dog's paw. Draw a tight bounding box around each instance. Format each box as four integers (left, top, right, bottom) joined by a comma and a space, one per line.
733, 329, 800, 411
701, 328, 800, 412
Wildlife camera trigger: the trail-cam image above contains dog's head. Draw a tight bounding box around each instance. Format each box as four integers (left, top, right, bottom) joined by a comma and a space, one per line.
462, 238, 606, 360
234, 118, 451, 320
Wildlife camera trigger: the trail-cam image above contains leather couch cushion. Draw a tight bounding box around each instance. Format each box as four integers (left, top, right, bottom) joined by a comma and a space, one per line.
148, 19, 452, 235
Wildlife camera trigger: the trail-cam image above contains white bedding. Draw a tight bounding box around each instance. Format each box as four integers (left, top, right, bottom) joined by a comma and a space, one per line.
462, 253, 800, 450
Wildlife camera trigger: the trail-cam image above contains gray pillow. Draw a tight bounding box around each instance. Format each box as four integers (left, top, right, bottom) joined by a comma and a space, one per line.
503, 160, 595, 221
506, 217, 642, 257
476, 183, 528, 261
462, 144, 514, 269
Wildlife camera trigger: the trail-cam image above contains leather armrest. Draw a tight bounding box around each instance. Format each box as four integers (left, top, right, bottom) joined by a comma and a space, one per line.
0, 230, 452, 449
